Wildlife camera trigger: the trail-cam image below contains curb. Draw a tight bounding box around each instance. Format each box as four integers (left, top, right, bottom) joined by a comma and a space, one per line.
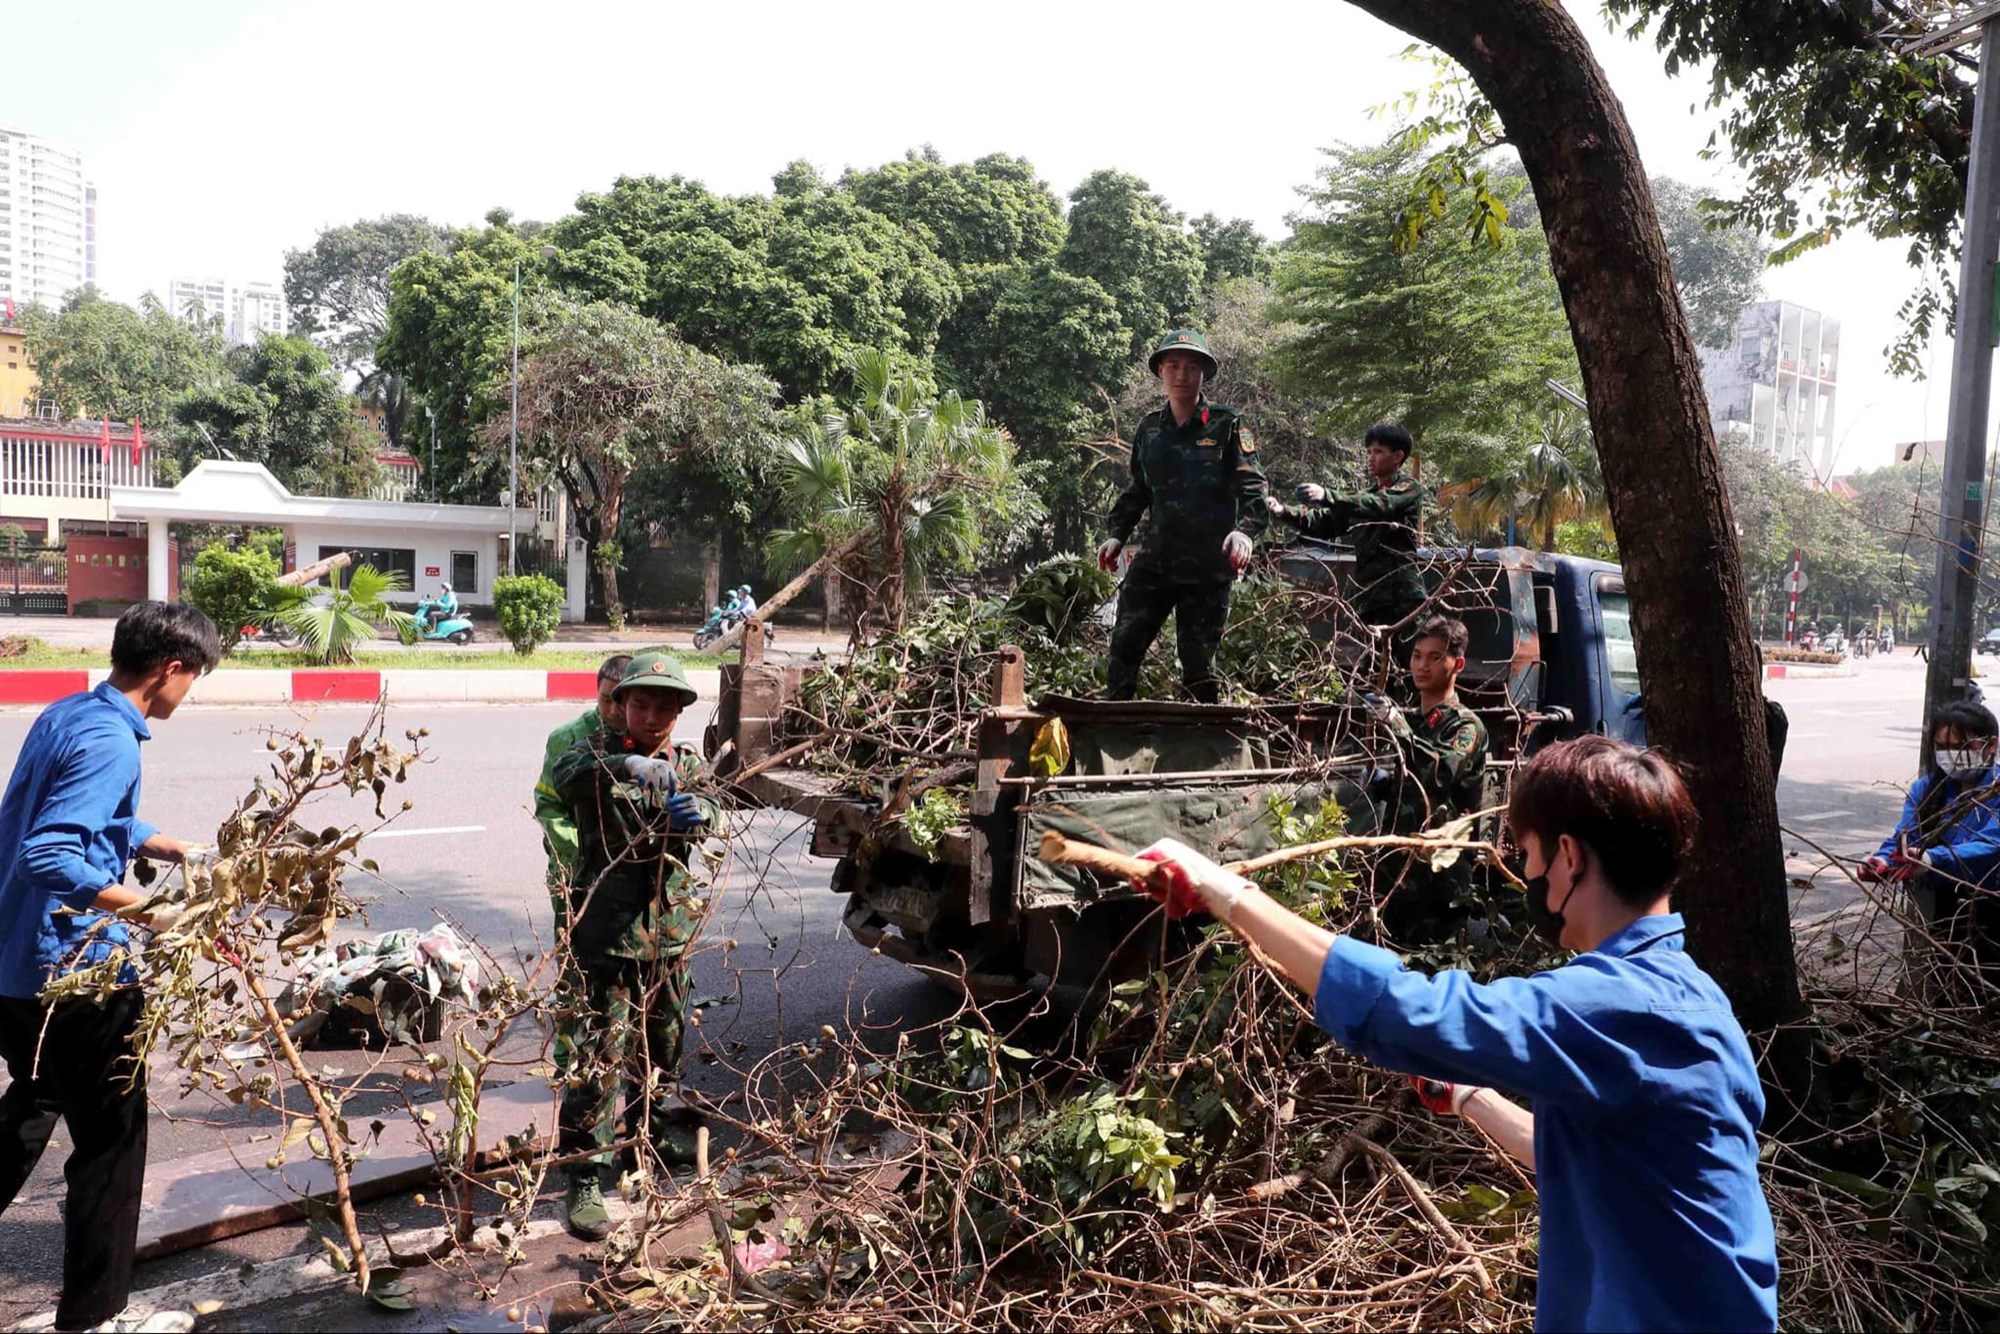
1762, 662, 1856, 680
0, 669, 724, 708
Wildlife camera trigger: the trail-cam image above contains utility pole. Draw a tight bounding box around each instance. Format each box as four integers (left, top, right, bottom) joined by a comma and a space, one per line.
1923, 15, 2000, 770
508, 258, 521, 575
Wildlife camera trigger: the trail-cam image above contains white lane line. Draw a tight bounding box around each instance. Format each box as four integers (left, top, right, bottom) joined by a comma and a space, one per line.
363, 824, 487, 841
1787, 811, 1856, 824
1788, 731, 1827, 739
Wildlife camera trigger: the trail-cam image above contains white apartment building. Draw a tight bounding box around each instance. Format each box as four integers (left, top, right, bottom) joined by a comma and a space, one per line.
166, 276, 290, 345
1697, 300, 1840, 478
0, 128, 97, 312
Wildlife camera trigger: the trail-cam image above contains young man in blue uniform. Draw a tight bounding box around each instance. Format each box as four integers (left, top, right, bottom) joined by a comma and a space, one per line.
0, 601, 220, 1334
1131, 735, 1778, 1332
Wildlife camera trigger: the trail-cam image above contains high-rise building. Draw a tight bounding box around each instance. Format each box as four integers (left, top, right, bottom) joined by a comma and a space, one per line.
166, 275, 290, 346
1698, 300, 1840, 478
0, 127, 97, 312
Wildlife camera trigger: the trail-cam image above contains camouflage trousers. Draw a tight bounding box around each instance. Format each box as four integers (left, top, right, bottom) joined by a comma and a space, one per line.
1106, 564, 1233, 703
555, 937, 695, 1167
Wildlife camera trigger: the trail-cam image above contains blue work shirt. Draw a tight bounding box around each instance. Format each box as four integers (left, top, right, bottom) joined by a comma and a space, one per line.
0, 682, 157, 999
1314, 914, 1777, 1333
1874, 765, 2000, 884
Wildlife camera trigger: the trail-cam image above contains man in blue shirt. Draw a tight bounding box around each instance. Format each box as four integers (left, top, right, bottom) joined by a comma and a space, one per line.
1133, 735, 1778, 1332
0, 601, 219, 1334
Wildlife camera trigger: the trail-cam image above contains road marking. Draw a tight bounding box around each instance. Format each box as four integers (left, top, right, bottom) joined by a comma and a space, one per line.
1788, 811, 1856, 824
1788, 731, 1827, 739
1841, 710, 1891, 717
363, 824, 486, 841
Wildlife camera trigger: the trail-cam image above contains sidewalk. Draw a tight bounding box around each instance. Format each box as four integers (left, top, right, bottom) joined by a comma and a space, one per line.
0, 614, 847, 656
0, 666, 728, 707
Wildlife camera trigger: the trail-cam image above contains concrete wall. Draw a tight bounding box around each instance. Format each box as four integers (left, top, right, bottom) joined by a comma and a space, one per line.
288, 520, 504, 605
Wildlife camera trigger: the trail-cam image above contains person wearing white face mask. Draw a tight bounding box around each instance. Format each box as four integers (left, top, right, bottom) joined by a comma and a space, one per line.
1861, 700, 2000, 985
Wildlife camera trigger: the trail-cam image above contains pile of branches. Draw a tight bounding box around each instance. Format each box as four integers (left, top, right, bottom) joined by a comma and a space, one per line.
594, 831, 1546, 1330
790, 554, 1346, 784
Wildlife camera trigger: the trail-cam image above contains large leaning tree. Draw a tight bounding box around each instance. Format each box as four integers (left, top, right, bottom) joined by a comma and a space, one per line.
1348, 2, 1804, 1057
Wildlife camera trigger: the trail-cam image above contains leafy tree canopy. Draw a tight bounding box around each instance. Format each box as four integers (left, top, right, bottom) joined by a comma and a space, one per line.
21, 289, 227, 424
1058, 169, 1206, 356
1267, 139, 1577, 482
283, 214, 452, 375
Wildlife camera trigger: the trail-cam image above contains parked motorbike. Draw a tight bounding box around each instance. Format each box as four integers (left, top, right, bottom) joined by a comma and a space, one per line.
401, 588, 476, 645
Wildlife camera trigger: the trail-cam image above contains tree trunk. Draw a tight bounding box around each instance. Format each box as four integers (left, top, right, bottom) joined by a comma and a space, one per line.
702, 540, 721, 616
598, 477, 626, 628
1350, 2, 1805, 1044
709, 531, 869, 656
823, 568, 839, 632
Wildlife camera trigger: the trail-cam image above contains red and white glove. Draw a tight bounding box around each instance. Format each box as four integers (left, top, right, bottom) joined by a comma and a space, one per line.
1097, 538, 1124, 573
1411, 1075, 1479, 1116
1132, 837, 1252, 923
1222, 531, 1254, 573
1861, 851, 1928, 883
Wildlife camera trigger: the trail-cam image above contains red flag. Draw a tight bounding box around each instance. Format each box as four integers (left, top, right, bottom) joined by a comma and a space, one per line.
131, 418, 145, 467
100, 414, 111, 464
3, 297, 13, 324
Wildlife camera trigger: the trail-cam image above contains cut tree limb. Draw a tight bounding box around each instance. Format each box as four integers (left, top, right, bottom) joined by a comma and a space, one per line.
276, 550, 353, 588
709, 530, 869, 655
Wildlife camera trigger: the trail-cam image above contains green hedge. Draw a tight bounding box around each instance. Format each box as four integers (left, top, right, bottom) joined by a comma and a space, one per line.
183, 545, 282, 654
492, 574, 564, 655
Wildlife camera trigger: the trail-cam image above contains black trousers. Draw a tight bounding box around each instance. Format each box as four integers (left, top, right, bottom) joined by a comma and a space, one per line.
0, 989, 148, 1330
1106, 565, 1233, 703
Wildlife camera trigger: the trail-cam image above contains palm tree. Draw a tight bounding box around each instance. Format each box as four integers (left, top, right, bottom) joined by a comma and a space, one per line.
1445, 402, 1609, 551
769, 351, 1036, 637
267, 563, 417, 665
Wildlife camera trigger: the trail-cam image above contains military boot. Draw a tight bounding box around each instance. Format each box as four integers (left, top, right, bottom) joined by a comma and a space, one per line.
564, 1170, 611, 1240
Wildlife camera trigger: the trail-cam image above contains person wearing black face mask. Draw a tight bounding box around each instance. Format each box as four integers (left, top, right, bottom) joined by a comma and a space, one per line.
1861, 699, 2000, 991
1126, 736, 1776, 1333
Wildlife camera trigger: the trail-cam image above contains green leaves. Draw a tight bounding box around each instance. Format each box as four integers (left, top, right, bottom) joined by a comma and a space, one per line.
270, 562, 414, 666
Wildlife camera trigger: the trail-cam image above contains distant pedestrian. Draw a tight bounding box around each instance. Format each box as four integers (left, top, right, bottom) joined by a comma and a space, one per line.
0, 602, 220, 1334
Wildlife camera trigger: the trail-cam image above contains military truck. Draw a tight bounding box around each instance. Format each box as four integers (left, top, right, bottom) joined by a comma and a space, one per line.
708, 543, 1657, 1000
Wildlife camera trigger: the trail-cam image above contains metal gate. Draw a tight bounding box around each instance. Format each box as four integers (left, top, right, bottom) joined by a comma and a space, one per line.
0, 544, 68, 615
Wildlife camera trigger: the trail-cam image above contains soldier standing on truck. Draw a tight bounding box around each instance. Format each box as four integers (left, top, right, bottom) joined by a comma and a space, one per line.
1265, 422, 1426, 637
1362, 614, 1490, 941
1099, 328, 1269, 703
550, 652, 718, 1239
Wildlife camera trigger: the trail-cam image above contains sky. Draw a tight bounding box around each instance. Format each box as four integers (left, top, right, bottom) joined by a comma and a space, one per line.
2, 0, 1959, 473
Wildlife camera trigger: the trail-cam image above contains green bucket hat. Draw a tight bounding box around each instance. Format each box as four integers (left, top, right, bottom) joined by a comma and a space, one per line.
1148, 327, 1219, 378
613, 649, 698, 707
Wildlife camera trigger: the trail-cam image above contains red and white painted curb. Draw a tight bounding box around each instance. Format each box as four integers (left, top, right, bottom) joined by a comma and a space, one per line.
0, 668, 722, 708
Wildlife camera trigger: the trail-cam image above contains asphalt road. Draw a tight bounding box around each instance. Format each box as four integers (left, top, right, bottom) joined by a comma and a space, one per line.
0, 653, 1936, 1322
0, 697, 948, 1327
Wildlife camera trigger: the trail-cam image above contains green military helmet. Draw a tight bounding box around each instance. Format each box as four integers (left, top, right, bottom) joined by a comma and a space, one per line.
1147, 327, 1219, 379
613, 648, 698, 707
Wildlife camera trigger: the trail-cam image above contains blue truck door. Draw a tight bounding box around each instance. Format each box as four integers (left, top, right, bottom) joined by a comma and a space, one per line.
1592, 573, 1646, 742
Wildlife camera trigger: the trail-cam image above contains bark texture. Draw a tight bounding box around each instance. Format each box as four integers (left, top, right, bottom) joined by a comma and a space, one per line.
1350, 0, 1804, 1035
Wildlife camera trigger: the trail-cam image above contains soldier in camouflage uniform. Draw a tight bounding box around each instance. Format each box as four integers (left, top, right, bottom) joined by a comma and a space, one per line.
549, 652, 719, 1239
1099, 329, 1268, 703
1266, 422, 1426, 632
1362, 615, 1490, 941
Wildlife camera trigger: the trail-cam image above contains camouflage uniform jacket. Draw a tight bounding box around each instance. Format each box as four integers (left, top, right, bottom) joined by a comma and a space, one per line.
1390, 692, 1489, 832
551, 730, 720, 964
534, 706, 602, 885
1294, 470, 1425, 615
1105, 399, 1268, 583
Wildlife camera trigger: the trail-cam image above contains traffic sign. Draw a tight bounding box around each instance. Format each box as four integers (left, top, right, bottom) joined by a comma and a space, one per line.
1782, 569, 1810, 594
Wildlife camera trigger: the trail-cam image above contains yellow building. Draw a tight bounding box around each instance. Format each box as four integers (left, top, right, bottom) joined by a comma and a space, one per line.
0, 321, 35, 419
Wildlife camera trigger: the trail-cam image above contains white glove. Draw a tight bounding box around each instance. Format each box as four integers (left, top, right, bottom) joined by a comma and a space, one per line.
1097, 538, 1124, 573
1364, 691, 1411, 738
1222, 531, 1253, 572
1133, 837, 1253, 923
182, 844, 218, 872
620, 754, 678, 795
1296, 482, 1327, 503
1263, 495, 1288, 515
143, 902, 185, 932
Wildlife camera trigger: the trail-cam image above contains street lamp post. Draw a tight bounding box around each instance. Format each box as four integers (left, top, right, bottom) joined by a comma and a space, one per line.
424, 405, 436, 502
508, 245, 560, 576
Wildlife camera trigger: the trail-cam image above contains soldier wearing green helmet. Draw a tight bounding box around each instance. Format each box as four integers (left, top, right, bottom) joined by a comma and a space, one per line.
1100, 328, 1269, 703
548, 649, 719, 1237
